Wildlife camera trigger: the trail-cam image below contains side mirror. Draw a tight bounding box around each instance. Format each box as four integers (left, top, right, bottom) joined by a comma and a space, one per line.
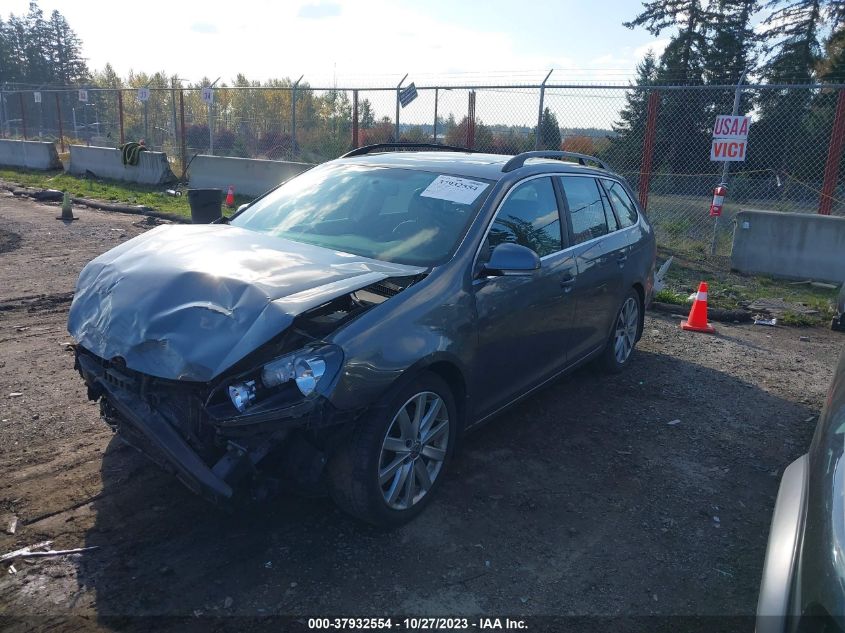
482, 242, 541, 277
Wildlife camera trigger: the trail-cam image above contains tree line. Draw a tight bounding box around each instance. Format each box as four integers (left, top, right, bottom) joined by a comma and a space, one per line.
609, 0, 845, 198
2, 0, 844, 196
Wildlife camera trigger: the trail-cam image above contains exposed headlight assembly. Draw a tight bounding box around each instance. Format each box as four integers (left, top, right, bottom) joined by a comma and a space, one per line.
262, 354, 327, 396
226, 345, 341, 413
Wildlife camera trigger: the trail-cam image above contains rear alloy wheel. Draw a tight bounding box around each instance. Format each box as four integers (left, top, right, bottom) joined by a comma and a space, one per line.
599, 289, 641, 373
328, 372, 456, 526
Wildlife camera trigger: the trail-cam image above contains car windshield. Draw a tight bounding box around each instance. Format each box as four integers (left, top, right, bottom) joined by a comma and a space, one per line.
230, 163, 494, 266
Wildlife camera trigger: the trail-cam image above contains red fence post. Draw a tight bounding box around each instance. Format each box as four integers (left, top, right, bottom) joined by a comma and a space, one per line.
638, 90, 659, 211
18, 92, 27, 140
55, 93, 64, 153
352, 89, 359, 149
117, 90, 125, 146
819, 88, 845, 215
466, 91, 476, 149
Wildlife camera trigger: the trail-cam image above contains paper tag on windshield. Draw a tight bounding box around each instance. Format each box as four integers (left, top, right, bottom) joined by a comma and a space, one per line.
420, 175, 488, 205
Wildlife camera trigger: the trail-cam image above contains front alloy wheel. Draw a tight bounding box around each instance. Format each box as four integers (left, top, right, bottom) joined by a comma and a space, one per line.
328, 372, 457, 526
379, 392, 449, 510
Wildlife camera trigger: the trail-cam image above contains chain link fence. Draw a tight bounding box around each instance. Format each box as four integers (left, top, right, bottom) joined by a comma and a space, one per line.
1, 81, 843, 261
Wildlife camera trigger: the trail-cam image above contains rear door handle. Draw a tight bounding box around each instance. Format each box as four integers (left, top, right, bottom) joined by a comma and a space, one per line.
616, 254, 628, 267
560, 275, 576, 292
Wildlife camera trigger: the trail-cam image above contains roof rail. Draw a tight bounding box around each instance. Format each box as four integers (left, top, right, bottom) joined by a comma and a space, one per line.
501, 151, 608, 172
341, 143, 475, 158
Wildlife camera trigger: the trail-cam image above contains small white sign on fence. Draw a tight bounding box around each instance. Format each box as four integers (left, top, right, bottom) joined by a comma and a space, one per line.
201, 87, 214, 105
711, 114, 751, 162
137, 87, 150, 102
78, 89, 88, 102
33, 91, 41, 103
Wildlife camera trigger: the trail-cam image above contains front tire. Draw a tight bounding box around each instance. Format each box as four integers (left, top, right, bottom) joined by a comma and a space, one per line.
599, 289, 642, 373
327, 372, 457, 527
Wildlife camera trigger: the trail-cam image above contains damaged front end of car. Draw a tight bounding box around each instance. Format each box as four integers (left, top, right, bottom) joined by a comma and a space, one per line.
68, 224, 425, 505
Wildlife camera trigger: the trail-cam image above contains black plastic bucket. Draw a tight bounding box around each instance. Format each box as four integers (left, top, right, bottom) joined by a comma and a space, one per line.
187, 189, 223, 224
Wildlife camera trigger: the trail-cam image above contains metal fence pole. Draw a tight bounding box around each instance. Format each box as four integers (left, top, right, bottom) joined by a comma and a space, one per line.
143, 100, 149, 144
638, 90, 660, 210
395, 74, 408, 141
352, 89, 359, 149
170, 79, 178, 155
710, 70, 747, 256
18, 92, 27, 140
0, 89, 5, 139
433, 88, 439, 142
466, 91, 476, 149
118, 90, 125, 145
179, 89, 187, 181
819, 88, 845, 215
55, 93, 64, 152
534, 69, 553, 150
208, 101, 213, 155
292, 75, 303, 158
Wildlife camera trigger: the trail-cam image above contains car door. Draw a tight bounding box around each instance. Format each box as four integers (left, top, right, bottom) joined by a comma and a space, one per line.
557, 175, 623, 361
472, 175, 577, 419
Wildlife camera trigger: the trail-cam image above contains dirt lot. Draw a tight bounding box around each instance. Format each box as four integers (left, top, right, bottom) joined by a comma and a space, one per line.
0, 193, 842, 632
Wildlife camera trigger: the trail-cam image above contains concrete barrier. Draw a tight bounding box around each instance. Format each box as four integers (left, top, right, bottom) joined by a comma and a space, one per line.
68, 145, 176, 185
731, 210, 845, 283
0, 139, 62, 170
188, 155, 313, 197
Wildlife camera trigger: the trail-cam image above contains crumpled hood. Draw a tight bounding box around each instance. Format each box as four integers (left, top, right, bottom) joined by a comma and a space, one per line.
68, 224, 423, 381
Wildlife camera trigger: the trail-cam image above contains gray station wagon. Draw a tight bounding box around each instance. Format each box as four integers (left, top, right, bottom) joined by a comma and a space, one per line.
69, 145, 656, 526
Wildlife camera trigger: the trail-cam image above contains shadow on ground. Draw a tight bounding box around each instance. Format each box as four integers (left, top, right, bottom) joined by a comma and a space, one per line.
73, 348, 814, 631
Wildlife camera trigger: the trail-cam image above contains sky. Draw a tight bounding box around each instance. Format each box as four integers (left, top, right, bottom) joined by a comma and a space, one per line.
5, 0, 673, 87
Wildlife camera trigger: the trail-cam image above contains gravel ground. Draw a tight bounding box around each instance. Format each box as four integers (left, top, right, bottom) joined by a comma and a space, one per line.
0, 193, 842, 632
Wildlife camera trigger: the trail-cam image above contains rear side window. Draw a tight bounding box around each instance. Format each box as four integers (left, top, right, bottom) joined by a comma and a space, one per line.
602, 179, 639, 228
488, 177, 562, 257
559, 177, 608, 244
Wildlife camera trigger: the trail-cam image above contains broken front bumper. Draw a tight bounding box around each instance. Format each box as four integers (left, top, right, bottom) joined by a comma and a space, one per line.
75, 351, 329, 505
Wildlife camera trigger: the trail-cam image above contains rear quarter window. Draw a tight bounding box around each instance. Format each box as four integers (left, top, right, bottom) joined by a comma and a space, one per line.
602, 179, 638, 228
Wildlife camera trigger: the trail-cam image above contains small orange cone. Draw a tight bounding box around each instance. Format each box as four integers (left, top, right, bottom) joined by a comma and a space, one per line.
225, 185, 235, 207
681, 281, 716, 334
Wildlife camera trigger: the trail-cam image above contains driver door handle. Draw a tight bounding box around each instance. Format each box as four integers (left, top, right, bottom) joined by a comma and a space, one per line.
560, 274, 576, 292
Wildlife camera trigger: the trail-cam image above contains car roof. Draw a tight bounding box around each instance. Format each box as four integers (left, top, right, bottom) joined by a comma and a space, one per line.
334, 151, 612, 181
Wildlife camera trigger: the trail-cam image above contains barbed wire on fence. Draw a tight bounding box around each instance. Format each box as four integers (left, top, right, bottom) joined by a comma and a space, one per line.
1, 80, 843, 260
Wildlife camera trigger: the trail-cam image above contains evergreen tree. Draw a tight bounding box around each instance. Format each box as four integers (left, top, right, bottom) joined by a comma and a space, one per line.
537, 107, 561, 150
705, 0, 758, 85
625, 0, 712, 82
48, 9, 87, 84
606, 51, 658, 169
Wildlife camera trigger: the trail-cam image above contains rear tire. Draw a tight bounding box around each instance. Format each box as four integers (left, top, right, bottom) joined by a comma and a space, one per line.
327, 372, 457, 527
599, 289, 642, 374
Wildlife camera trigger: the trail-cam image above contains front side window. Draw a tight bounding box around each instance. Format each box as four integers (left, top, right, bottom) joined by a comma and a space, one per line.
487, 177, 562, 257
559, 177, 609, 244
602, 178, 639, 228
231, 163, 493, 266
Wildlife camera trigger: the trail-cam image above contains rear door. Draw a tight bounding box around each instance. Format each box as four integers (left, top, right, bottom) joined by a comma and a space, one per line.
557, 175, 624, 360
472, 176, 577, 419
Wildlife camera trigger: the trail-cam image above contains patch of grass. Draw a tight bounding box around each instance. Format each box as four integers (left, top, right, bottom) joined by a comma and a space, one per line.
653, 289, 689, 305
0, 167, 253, 220
779, 311, 820, 327
658, 246, 839, 326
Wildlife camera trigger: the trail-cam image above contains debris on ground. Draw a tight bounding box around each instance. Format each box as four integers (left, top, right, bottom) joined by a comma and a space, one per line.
667, 419, 681, 426
653, 257, 673, 292
2, 515, 17, 535
747, 298, 819, 316
754, 317, 778, 326
0, 541, 99, 564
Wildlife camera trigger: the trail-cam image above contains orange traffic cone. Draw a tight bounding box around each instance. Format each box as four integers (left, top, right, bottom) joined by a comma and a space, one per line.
681, 281, 716, 334
225, 185, 235, 207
